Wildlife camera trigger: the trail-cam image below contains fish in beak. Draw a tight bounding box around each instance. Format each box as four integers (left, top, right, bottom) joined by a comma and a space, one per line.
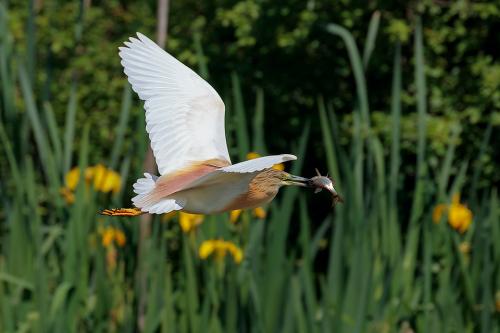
284, 170, 343, 205
309, 169, 343, 205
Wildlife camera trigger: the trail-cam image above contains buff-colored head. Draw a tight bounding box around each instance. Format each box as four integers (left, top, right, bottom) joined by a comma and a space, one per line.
252, 168, 343, 206
249, 169, 288, 195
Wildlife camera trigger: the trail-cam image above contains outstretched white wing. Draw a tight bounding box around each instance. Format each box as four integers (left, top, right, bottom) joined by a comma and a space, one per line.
119, 32, 231, 176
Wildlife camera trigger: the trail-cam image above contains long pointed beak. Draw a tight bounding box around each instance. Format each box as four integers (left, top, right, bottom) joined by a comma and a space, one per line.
284, 174, 311, 187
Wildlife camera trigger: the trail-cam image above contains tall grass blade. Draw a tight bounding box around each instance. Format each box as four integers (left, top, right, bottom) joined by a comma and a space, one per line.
437, 124, 461, 199
0, 121, 22, 188
183, 236, 200, 332
19, 65, 60, 189
387, 42, 402, 264
325, 23, 370, 127
231, 72, 250, 160
194, 32, 209, 79
26, 0, 36, 81
0, 4, 15, 124
109, 84, 132, 170
291, 276, 308, 333
43, 102, 63, 171
410, 16, 427, 223
252, 87, 266, 153
63, 82, 78, 174
470, 123, 492, 203
362, 11, 380, 68
389, 42, 401, 210
413, 17, 431, 331
318, 96, 341, 191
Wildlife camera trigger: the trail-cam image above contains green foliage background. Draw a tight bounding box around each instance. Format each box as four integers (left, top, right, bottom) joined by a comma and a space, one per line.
4, 0, 500, 187
1, 0, 499, 332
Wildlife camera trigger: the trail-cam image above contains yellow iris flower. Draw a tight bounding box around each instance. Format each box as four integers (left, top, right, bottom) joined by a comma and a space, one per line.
101, 227, 126, 247
199, 239, 243, 264
230, 210, 242, 223
65, 167, 81, 191
89, 164, 122, 193
253, 206, 267, 219
246, 152, 260, 160
98, 226, 126, 271
432, 193, 473, 234
61, 164, 121, 204
179, 212, 204, 233
230, 206, 267, 224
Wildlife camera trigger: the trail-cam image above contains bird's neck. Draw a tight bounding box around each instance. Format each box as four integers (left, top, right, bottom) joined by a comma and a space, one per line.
220, 170, 282, 212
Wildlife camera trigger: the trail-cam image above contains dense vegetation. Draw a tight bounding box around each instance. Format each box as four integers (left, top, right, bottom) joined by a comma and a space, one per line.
4, 0, 500, 187
0, 1, 499, 332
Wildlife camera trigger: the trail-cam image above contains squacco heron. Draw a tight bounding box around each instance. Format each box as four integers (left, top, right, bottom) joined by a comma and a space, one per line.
102, 33, 340, 217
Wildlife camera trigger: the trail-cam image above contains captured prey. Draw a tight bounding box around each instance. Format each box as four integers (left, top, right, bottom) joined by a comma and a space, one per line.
309, 169, 343, 206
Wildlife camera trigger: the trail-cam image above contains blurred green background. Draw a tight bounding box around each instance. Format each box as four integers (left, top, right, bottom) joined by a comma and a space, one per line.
0, 0, 499, 332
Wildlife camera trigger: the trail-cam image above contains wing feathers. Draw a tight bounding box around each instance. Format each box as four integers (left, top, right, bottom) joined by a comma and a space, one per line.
120, 32, 231, 175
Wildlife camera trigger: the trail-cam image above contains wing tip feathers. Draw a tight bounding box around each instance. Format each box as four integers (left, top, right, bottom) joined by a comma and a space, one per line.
119, 32, 159, 61
136, 32, 148, 42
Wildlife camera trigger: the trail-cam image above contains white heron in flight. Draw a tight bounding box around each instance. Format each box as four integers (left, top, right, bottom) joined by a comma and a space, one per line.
102, 33, 340, 217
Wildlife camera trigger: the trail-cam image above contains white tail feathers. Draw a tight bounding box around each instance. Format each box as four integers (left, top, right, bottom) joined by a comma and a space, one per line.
142, 197, 185, 214
133, 173, 158, 194
132, 173, 158, 209
132, 173, 185, 214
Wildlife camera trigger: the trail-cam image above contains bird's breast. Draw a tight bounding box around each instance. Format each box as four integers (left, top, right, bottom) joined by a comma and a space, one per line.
221, 184, 278, 212
178, 171, 280, 214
